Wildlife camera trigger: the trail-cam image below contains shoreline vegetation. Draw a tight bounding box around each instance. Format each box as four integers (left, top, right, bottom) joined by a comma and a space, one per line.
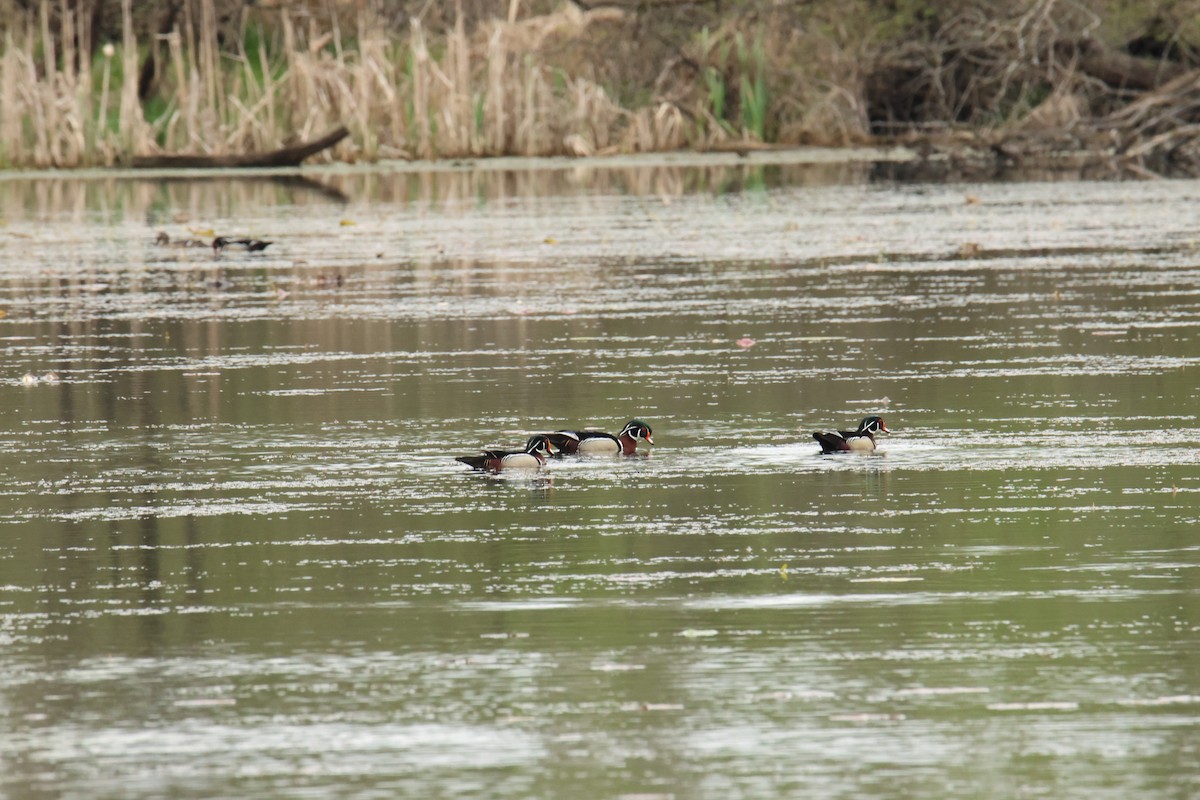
2, 0, 1199, 177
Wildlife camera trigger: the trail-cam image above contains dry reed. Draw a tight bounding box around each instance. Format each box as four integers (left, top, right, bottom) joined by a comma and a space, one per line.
0, 1, 704, 168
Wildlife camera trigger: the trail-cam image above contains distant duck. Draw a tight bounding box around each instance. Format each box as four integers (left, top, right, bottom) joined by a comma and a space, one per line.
547, 420, 654, 456
17, 370, 58, 386
813, 415, 890, 453
456, 434, 555, 472
213, 236, 273, 252
155, 231, 208, 248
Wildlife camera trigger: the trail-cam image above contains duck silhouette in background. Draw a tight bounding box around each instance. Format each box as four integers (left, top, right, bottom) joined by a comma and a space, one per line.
213, 236, 273, 252
155, 231, 209, 248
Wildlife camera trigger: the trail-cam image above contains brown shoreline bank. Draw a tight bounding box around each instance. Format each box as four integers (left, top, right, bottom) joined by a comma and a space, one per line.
0, 141, 1130, 187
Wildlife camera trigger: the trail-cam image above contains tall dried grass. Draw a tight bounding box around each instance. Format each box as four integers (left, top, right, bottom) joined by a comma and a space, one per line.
4, 1, 1199, 172
0, 1, 700, 169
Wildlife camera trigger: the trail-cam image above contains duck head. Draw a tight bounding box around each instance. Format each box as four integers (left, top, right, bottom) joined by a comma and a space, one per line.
618, 420, 654, 446
524, 434, 555, 458
858, 416, 890, 436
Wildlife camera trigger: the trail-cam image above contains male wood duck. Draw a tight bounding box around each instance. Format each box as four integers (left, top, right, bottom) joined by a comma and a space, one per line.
213, 236, 273, 252
547, 420, 654, 456
456, 434, 555, 472
813, 415, 890, 453
155, 231, 208, 248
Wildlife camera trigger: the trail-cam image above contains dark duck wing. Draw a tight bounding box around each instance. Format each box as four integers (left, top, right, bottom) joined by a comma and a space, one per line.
813, 430, 853, 453
546, 431, 581, 455
455, 448, 514, 471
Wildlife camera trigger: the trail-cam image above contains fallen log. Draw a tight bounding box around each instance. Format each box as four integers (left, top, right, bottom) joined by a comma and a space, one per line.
129, 126, 350, 169
1058, 38, 1189, 92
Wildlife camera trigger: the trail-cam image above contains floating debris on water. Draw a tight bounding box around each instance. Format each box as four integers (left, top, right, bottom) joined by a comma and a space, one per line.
987, 702, 1079, 711
591, 663, 646, 672
830, 713, 907, 723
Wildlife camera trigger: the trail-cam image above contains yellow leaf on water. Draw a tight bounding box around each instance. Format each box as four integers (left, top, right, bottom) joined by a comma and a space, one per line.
543, 236, 557, 244
339, 219, 356, 226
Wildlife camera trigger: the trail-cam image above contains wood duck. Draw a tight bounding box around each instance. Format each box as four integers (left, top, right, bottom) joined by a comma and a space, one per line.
813, 415, 890, 454
155, 231, 208, 248
213, 236, 273, 252
547, 420, 654, 456
456, 434, 555, 472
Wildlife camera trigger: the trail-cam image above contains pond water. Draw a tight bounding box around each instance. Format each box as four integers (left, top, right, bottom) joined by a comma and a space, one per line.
1, 157, 1198, 799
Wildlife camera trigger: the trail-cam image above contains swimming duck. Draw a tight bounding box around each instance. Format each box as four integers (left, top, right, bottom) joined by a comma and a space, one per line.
155, 231, 209, 248
813, 415, 890, 453
547, 420, 654, 456
213, 236, 273, 252
456, 434, 555, 472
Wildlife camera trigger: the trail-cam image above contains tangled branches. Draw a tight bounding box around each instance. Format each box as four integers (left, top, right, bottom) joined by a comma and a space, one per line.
864, 0, 1200, 175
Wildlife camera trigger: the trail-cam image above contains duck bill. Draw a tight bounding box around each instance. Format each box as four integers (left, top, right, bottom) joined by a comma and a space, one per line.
644, 434, 654, 446
880, 423, 890, 434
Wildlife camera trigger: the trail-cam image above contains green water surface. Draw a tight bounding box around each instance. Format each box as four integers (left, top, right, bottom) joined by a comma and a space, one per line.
1, 162, 1197, 799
